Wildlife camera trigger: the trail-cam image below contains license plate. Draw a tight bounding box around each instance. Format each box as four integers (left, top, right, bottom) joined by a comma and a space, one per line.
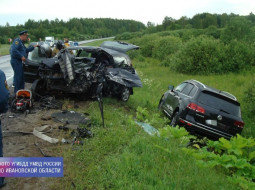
205, 120, 217, 126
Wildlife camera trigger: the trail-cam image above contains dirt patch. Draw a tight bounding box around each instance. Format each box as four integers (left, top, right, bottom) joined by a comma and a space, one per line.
0, 86, 91, 190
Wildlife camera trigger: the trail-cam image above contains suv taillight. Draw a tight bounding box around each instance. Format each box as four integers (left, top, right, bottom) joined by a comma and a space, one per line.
234, 121, 244, 129
187, 103, 205, 114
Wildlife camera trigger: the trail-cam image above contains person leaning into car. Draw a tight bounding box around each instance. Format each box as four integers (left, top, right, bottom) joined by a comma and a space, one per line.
51, 40, 64, 57
0, 69, 9, 188
10, 30, 39, 93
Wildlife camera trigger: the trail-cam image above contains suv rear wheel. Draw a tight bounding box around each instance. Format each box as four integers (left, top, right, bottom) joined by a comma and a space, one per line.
170, 111, 179, 127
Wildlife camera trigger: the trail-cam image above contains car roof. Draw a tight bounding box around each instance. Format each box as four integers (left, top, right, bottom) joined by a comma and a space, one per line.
186, 79, 237, 101
66, 45, 126, 57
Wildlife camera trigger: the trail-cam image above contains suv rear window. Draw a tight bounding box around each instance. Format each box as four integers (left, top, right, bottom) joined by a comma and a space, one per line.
198, 90, 241, 117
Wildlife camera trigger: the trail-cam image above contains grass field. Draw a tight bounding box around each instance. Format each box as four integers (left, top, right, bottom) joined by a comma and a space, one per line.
0, 44, 11, 56
50, 43, 254, 189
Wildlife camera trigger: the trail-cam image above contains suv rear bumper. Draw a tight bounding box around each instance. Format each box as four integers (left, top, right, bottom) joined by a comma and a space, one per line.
179, 118, 233, 140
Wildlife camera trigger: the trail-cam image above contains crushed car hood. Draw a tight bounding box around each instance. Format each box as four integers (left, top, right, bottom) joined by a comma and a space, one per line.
106, 68, 142, 88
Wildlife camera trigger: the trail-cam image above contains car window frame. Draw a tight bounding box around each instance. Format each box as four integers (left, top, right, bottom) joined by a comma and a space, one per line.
174, 82, 187, 93
175, 82, 198, 98
181, 83, 195, 96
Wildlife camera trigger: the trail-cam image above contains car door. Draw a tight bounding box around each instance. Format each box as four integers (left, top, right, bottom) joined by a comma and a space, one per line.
162, 82, 187, 116
178, 83, 196, 108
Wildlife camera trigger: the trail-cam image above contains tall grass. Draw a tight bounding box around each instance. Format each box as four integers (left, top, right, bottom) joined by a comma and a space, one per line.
0, 44, 11, 56
52, 100, 236, 189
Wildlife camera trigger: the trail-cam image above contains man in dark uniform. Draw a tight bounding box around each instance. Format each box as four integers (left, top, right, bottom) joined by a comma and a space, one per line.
10, 30, 38, 93
0, 69, 9, 188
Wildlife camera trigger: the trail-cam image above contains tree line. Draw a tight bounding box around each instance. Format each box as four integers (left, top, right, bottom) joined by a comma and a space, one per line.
1, 12, 255, 44
146, 12, 255, 33
116, 12, 255, 75
0, 18, 146, 44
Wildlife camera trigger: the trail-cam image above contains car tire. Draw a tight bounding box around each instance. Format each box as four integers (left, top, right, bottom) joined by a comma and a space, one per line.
31, 79, 46, 100
119, 87, 130, 102
170, 111, 179, 127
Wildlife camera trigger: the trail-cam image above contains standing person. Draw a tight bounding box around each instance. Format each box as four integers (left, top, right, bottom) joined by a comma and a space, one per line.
64, 38, 70, 48
0, 69, 9, 188
10, 30, 38, 93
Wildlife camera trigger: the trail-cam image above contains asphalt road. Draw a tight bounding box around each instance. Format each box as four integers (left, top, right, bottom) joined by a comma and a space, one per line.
0, 55, 13, 85
0, 37, 114, 86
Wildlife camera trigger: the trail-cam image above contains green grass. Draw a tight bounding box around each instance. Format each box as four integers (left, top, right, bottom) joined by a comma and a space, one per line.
52, 101, 236, 190
0, 44, 11, 56
48, 40, 255, 189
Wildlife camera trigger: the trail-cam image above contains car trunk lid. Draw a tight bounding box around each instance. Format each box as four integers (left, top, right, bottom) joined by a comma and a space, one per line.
192, 90, 243, 135
100, 41, 139, 53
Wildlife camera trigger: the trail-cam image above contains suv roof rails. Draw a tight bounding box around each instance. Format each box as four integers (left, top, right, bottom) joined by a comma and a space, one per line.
220, 91, 237, 101
190, 79, 237, 101
191, 80, 206, 88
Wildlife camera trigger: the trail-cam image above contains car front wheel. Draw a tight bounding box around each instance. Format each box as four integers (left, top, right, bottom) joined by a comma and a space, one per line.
119, 87, 130, 102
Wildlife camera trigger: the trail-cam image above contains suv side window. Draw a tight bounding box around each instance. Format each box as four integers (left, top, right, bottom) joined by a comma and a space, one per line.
175, 83, 187, 92
181, 83, 194, 96
189, 86, 197, 97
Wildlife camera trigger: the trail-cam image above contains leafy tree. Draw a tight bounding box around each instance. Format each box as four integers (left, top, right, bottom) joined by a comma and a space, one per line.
221, 17, 254, 43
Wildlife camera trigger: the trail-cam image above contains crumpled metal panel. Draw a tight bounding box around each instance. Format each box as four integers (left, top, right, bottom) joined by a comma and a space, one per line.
106, 68, 142, 87
58, 50, 75, 82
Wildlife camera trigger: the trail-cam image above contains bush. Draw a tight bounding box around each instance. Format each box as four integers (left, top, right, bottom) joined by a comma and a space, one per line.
171, 36, 225, 74
223, 41, 255, 72
205, 25, 221, 39
152, 36, 182, 61
183, 135, 255, 189
131, 35, 158, 57
115, 32, 143, 41
169, 35, 255, 74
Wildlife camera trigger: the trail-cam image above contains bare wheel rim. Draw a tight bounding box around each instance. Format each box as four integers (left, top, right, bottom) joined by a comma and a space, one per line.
170, 111, 179, 126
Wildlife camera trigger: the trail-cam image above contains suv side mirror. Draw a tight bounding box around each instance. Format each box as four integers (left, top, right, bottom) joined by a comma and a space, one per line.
168, 85, 174, 91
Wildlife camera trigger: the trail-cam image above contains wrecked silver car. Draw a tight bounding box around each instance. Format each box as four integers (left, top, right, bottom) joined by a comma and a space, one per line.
24, 41, 142, 102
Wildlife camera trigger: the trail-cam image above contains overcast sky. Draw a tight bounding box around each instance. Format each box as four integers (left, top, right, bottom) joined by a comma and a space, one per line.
0, 0, 254, 26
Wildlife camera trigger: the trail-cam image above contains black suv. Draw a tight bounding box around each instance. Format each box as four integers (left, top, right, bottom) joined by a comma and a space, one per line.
158, 80, 244, 140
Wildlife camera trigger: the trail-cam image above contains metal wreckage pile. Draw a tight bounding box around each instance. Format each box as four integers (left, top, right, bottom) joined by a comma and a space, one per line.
30, 48, 142, 126
32, 48, 142, 96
